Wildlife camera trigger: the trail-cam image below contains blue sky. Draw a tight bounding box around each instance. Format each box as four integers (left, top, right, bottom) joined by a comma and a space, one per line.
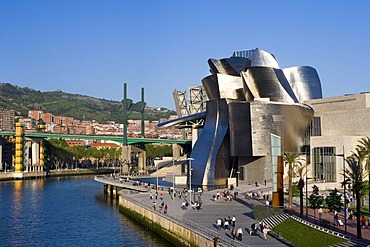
0, 1, 369, 110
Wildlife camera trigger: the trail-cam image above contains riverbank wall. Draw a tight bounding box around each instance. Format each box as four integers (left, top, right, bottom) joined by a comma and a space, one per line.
47, 168, 113, 177
119, 195, 219, 247
0, 168, 113, 181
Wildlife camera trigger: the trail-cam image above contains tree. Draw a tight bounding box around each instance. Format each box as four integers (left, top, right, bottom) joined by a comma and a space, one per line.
345, 147, 368, 239
308, 185, 324, 219
284, 153, 302, 209
356, 137, 370, 212
146, 144, 173, 158
44, 139, 70, 170
90, 147, 103, 169
325, 188, 343, 213
294, 161, 308, 217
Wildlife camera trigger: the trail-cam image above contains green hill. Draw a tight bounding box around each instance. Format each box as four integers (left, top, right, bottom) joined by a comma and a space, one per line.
0, 82, 176, 123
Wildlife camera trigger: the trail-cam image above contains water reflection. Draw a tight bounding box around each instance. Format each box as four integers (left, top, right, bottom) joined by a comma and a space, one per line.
0, 177, 173, 247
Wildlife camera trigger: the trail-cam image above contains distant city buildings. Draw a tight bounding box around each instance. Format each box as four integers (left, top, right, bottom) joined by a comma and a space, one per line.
18, 110, 182, 139
0, 108, 15, 132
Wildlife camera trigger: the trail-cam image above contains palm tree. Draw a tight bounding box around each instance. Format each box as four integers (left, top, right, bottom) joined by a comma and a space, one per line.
294, 162, 308, 217
284, 153, 302, 209
356, 137, 370, 212
344, 148, 367, 239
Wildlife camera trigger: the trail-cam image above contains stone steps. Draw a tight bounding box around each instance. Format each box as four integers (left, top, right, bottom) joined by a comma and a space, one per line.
261, 213, 290, 228
329, 240, 367, 247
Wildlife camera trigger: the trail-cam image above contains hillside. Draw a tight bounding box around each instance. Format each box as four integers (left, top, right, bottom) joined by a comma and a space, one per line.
0, 83, 176, 123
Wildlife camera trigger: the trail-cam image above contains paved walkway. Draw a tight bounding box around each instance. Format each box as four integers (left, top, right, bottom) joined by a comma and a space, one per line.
124, 181, 285, 247
118, 178, 370, 246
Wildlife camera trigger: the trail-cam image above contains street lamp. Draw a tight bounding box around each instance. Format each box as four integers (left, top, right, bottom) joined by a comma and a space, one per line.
305, 175, 312, 221
335, 146, 347, 234
154, 157, 161, 193
236, 171, 240, 187
171, 158, 177, 201
188, 158, 194, 203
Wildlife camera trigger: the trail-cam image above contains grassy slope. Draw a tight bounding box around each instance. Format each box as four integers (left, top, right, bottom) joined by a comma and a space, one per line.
273, 218, 346, 247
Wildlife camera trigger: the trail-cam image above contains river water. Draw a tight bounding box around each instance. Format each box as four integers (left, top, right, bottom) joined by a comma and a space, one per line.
0, 176, 172, 247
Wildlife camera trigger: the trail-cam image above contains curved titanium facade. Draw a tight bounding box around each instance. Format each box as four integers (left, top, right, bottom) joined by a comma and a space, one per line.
190, 100, 231, 187
202, 74, 246, 101
241, 67, 299, 103
282, 66, 323, 102
167, 48, 322, 187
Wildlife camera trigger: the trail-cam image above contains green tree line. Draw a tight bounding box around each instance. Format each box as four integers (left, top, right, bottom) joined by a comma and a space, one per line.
43, 139, 172, 170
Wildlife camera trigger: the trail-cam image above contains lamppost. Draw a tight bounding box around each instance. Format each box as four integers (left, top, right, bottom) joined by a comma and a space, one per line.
171, 158, 177, 201
335, 146, 347, 234
188, 158, 194, 203
155, 157, 160, 192
236, 171, 240, 187
305, 174, 312, 221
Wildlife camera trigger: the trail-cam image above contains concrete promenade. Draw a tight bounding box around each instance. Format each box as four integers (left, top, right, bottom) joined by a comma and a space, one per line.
121, 180, 286, 247
115, 176, 370, 247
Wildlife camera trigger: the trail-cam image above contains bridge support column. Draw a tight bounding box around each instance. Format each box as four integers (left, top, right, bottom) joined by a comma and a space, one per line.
32, 141, 39, 172
40, 141, 44, 172
138, 150, 146, 174
191, 124, 199, 147
172, 144, 181, 160
15, 122, 23, 174
23, 140, 31, 172
122, 145, 131, 173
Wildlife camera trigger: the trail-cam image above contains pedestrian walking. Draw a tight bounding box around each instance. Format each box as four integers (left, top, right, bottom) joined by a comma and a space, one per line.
361, 215, 366, 228
152, 201, 156, 211
259, 221, 265, 232
224, 219, 229, 230
231, 228, 236, 239
250, 223, 257, 236
318, 207, 323, 222
334, 211, 339, 226
164, 204, 168, 214
232, 215, 236, 227
217, 218, 222, 230
237, 226, 243, 241
263, 225, 270, 240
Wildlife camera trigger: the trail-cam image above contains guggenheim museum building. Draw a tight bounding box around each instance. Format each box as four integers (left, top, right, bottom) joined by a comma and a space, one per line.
159, 48, 370, 191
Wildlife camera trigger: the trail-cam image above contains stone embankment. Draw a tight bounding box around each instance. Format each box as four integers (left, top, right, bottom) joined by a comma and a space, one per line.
0, 168, 112, 181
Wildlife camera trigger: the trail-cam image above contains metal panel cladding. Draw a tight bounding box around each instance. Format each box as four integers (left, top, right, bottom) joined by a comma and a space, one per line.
283, 66, 323, 102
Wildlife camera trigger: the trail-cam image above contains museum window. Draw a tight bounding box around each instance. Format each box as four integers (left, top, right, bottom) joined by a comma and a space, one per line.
310, 117, 321, 136
312, 147, 336, 182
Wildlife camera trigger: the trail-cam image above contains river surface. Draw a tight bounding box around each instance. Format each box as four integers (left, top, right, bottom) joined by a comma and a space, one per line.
0, 176, 173, 247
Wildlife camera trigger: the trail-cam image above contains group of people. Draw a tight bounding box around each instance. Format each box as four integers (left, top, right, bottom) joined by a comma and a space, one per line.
216, 215, 237, 231
191, 201, 203, 210
231, 226, 243, 241
216, 216, 242, 241
245, 190, 270, 201
212, 190, 235, 202
152, 201, 168, 214
259, 221, 271, 240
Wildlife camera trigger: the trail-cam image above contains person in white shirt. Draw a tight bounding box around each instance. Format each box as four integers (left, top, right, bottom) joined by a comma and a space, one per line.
237, 226, 243, 241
